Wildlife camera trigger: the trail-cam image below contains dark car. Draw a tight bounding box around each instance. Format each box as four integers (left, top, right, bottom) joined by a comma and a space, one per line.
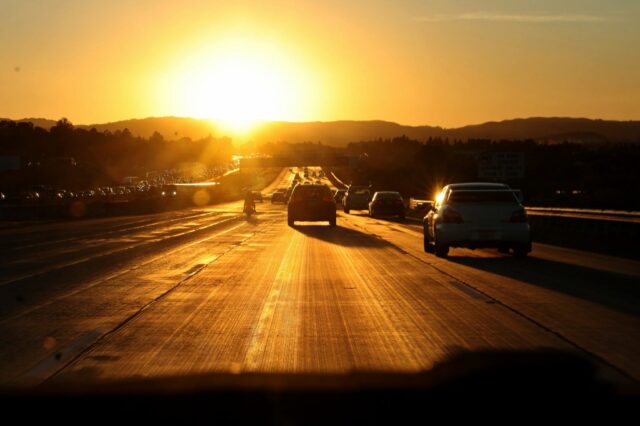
271, 189, 287, 204
287, 184, 336, 227
369, 191, 405, 219
343, 186, 370, 213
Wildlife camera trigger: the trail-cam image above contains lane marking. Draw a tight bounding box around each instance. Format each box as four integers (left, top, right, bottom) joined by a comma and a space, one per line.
0, 215, 241, 288
242, 235, 296, 370
0, 211, 215, 256
19, 172, 292, 385
28, 221, 252, 387
0, 217, 248, 325
14, 328, 108, 387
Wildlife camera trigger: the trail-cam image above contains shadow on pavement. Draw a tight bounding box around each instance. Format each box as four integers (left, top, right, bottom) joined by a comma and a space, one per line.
448, 254, 640, 318
292, 224, 395, 248
342, 211, 409, 224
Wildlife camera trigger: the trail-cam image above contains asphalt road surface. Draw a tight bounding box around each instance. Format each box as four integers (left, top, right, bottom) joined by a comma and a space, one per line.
1, 168, 639, 388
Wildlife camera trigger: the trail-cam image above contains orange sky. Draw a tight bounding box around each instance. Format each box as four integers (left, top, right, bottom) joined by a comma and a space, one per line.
1, 0, 639, 131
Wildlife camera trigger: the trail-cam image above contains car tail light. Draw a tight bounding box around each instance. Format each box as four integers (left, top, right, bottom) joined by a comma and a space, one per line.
510, 209, 528, 223
441, 207, 463, 224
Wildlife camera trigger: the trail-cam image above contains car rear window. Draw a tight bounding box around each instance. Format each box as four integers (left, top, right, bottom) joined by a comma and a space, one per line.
293, 185, 331, 198
375, 192, 402, 200
349, 189, 370, 196
448, 190, 518, 203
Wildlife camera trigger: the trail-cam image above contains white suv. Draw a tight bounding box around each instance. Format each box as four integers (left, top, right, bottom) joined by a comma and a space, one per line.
423, 182, 531, 258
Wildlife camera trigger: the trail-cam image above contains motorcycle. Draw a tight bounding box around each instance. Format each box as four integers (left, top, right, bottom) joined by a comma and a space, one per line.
243, 202, 256, 218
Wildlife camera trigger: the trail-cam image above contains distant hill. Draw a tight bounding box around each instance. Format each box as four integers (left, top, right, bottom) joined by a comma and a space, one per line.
1, 116, 218, 140
445, 117, 640, 143
251, 120, 446, 145
253, 118, 640, 145
83, 117, 218, 140
5, 116, 639, 145
9, 118, 58, 129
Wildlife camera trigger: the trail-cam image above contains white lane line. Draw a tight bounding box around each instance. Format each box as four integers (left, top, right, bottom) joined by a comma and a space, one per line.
0, 211, 215, 256
13, 327, 108, 388
242, 234, 296, 370
18, 221, 251, 387
0, 215, 241, 287
0, 217, 247, 325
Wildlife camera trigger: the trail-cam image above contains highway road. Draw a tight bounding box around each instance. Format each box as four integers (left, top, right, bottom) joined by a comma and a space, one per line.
0, 168, 639, 388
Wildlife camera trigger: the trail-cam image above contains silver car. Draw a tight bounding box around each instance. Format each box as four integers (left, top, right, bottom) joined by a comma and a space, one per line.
423, 182, 531, 258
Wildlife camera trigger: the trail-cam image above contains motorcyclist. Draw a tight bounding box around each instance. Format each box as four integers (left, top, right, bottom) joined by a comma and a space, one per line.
243, 190, 255, 214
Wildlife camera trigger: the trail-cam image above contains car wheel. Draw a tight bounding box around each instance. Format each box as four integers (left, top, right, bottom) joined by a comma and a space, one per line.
423, 231, 434, 253
329, 218, 336, 227
288, 217, 294, 227
434, 235, 449, 258
344, 208, 350, 214
399, 213, 405, 220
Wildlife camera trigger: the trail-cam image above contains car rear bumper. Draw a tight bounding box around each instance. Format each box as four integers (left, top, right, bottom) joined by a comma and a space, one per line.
289, 203, 336, 221
435, 223, 531, 248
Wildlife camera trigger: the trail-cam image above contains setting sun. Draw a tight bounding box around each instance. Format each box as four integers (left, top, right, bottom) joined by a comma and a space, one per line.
160, 38, 310, 134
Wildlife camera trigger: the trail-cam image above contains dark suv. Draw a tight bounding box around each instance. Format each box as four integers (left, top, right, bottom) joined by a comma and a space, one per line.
369, 191, 405, 219
287, 184, 336, 227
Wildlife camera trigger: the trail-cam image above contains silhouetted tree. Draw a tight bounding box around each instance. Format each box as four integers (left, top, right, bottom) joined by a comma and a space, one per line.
150, 131, 164, 144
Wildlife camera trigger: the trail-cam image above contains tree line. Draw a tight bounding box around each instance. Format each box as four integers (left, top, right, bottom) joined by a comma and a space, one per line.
340, 136, 640, 209
0, 119, 233, 190
251, 135, 640, 209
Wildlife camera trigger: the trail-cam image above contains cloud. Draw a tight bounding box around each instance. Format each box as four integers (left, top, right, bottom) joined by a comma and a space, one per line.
412, 12, 611, 23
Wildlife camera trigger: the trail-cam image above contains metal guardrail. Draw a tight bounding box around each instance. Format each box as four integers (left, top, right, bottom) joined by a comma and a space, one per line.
525, 207, 640, 218
525, 207, 640, 223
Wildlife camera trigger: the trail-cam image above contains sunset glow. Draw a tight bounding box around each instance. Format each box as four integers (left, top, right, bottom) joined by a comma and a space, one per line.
160, 38, 309, 134
1, 1, 639, 134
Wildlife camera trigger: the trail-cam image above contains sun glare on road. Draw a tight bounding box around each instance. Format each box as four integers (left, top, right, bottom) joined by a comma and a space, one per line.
168, 38, 305, 135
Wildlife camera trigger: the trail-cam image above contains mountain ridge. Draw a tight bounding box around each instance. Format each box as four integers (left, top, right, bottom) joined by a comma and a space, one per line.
3, 116, 639, 145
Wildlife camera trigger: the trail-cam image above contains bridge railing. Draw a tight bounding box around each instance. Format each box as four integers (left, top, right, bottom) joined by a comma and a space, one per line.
524, 207, 640, 223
